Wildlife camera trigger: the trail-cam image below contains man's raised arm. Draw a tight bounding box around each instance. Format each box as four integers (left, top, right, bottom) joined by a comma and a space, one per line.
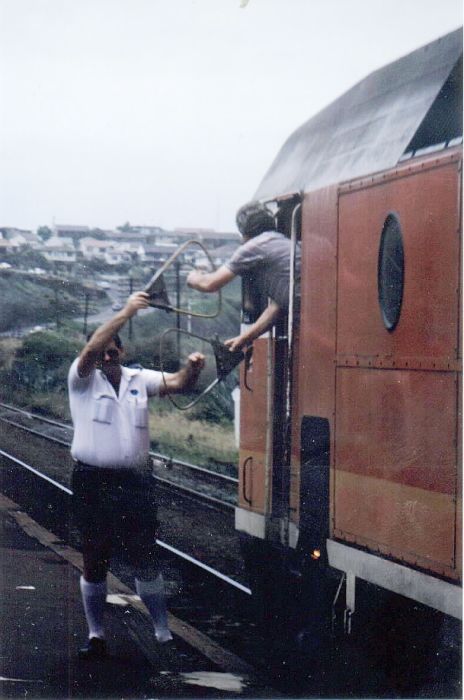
77, 292, 150, 377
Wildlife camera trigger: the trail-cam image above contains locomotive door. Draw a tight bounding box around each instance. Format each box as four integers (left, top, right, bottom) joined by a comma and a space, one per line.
237, 337, 274, 516
334, 154, 461, 579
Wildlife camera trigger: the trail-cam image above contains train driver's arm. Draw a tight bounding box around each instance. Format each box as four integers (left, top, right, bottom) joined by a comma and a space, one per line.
224, 300, 281, 352
159, 352, 205, 396
186, 265, 236, 293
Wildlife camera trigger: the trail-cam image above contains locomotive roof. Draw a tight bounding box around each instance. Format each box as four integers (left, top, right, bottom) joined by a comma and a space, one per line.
254, 28, 462, 201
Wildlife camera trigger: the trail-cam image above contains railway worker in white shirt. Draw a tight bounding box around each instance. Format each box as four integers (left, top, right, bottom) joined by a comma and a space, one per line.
68, 290, 205, 660
187, 201, 301, 351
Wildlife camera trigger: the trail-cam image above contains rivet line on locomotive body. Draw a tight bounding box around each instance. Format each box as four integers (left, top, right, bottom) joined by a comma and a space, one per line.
234, 28, 462, 643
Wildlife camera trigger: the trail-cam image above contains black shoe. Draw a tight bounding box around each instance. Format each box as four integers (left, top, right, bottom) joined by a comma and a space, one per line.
78, 637, 107, 660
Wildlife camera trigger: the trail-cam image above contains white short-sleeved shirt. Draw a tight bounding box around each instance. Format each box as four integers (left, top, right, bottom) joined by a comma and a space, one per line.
68, 357, 163, 469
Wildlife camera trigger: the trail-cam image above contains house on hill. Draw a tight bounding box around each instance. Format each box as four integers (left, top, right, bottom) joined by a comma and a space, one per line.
41, 236, 77, 264
53, 224, 91, 243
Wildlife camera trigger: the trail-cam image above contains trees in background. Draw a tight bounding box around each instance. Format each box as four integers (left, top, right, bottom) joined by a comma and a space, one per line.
37, 225, 53, 242
4, 248, 51, 271
9, 331, 80, 393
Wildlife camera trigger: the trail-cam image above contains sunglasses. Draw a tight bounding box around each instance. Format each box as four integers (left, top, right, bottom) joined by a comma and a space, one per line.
100, 347, 120, 361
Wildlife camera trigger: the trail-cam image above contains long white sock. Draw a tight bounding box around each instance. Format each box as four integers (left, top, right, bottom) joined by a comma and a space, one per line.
80, 576, 107, 640
135, 574, 173, 643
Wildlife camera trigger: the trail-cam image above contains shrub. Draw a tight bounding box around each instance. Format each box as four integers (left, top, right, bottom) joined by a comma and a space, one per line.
11, 331, 81, 392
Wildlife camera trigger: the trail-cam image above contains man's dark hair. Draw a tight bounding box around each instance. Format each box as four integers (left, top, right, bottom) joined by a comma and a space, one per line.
236, 201, 276, 238
86, 331, 123, 349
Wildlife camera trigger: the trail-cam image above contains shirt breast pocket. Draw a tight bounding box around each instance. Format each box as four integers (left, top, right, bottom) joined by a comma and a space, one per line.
133, 397, 148, 429
92, 393, 114, 424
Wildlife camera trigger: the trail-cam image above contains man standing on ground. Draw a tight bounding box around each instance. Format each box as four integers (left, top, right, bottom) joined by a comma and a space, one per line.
68, 291, 205, 659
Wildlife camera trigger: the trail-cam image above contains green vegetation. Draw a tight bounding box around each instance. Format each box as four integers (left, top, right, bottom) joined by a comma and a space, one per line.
37, 226, 53, 242
3, 248, 51, 271
0, 328, 80, 414
148, 411, 237, 472
0, 278, 241, 470
0, 271, 106, 332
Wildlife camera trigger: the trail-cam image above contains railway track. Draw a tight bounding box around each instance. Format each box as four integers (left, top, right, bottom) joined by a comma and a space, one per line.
1, 420, 458, 697
0, 446, 282, 695
0, 446, 250, 595
0, 439, 262, 694
0, 401, 236, 509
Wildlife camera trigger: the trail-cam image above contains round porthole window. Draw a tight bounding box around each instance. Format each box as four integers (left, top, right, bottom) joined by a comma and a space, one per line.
378, 213, 404, 332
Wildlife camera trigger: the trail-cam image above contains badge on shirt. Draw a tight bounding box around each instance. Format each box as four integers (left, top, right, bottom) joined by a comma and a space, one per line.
130, 389, 139, 395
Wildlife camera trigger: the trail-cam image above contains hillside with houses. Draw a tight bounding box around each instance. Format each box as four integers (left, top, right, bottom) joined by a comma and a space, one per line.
0, 223, 241, 273
0, 221, 242, 465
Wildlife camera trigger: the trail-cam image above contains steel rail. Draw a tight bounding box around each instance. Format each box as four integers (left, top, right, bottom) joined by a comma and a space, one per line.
0, 448, 73, 494
0, 401, 70, 429
0, 401, 238, 484
0, 410, 234, 510
0, 416, 71, 448
0, 448, 250, 595
154, 473, 234, 510
151, 451, 238, 484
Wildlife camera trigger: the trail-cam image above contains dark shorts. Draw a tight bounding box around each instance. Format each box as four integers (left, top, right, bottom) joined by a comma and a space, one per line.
71, 463, 159, 564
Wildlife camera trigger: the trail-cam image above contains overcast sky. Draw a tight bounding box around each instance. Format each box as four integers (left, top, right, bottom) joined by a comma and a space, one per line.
0, 0, 461, 233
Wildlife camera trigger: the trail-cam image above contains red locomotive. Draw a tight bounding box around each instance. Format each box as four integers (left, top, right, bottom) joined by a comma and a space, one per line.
235, 28, 462, 644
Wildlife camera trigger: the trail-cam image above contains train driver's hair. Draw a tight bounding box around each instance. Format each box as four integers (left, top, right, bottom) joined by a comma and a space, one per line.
236, 201, 276, 239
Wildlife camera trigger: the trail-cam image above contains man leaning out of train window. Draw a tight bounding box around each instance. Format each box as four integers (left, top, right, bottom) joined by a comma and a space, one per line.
187, 202, 301, 351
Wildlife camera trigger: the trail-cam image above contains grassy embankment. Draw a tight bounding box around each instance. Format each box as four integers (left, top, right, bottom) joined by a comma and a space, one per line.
0, 273, 241, 472
0, 271, 103, 332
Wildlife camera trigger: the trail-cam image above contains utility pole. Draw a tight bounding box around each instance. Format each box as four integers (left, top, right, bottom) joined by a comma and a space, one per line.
54, 287, 60, 329
187, 297, 192, 334
175, 261, 181, 363
83, 292, 89, 336
128, 277, 134, 340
